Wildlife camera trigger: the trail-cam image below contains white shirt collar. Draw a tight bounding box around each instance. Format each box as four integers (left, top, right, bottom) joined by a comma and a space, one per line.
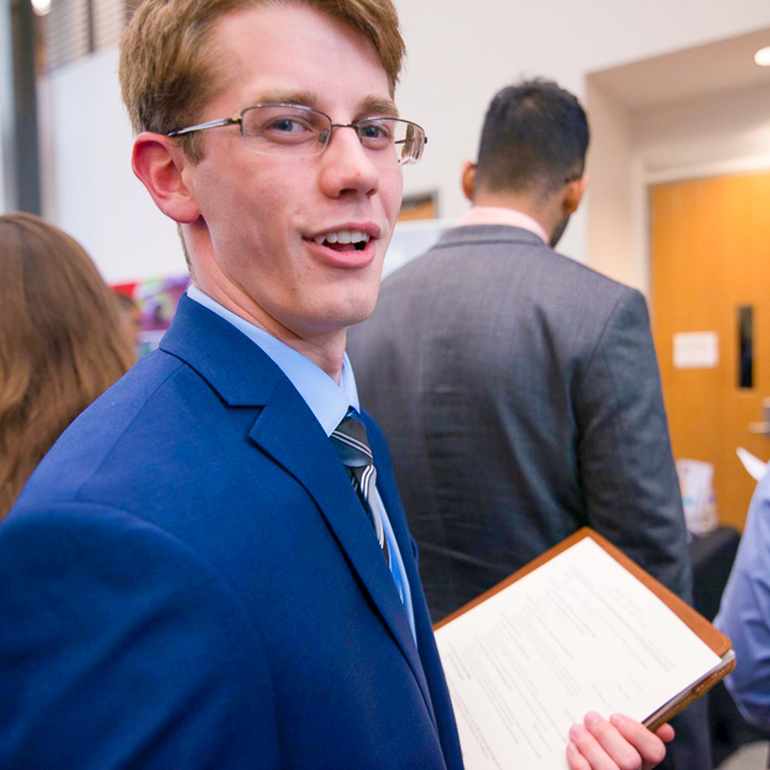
455, 205, 549, 245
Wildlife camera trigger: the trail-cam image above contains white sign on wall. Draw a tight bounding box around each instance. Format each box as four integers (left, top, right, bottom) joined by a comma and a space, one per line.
673, 331, 719, 369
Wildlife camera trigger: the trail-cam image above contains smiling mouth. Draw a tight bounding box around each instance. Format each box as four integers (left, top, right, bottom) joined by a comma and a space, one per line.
312, 229, 371, 252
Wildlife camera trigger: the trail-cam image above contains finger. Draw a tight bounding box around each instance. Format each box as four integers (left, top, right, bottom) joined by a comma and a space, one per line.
566, 737, 594, 770
572, 712, 642, 770
609, 714, 668, 769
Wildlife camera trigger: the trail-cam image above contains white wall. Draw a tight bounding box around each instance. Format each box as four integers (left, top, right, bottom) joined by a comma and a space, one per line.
634, 83, 770, 179
583, 81, 635, 284
394, 0, 770, 266
37, 0, 770, 282
40, 47, 185, 284
586, 80, 770, 295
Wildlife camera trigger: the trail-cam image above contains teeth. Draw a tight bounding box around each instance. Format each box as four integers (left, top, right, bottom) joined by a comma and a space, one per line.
313, 229, 370, 246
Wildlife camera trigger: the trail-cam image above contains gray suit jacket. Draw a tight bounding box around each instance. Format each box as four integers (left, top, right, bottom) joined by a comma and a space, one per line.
349, 223, 710, 768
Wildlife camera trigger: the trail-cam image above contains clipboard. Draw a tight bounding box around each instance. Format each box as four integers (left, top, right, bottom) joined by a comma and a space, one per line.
434, 527, 734, 736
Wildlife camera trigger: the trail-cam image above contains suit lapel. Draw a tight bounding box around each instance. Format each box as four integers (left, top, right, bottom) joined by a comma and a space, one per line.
248, 378, 435, 716
363, 413, 441, 730
161, 297, 432, 714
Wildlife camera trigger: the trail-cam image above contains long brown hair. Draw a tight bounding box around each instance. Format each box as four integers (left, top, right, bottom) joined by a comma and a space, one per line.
0, 213, 136, 518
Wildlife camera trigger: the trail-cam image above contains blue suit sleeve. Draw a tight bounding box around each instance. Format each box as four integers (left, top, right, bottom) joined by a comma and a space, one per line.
0, 502, 279, 770
717, 473, 770, 731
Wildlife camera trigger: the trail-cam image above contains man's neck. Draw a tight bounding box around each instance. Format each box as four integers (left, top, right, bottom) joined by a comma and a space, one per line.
190, 280, 346, 383
473, 191, 559, 243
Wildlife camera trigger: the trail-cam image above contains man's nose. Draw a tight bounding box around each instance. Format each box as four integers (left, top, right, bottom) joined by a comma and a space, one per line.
318, 125, 380, 199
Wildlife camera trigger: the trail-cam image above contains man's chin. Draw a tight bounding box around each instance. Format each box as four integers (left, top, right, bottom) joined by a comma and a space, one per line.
339, 278, 381, 325
342, 302, 379, 330
305, 297, 378, 339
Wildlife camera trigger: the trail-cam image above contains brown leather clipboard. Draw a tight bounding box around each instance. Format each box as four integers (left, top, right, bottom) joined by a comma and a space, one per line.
434, 526, 735, 731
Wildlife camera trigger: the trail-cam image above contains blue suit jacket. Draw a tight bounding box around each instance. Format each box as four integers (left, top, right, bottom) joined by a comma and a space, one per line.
0, 297, 463, 769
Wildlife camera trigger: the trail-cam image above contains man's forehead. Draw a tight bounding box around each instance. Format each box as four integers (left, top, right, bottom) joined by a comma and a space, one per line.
205, 4, 396, 107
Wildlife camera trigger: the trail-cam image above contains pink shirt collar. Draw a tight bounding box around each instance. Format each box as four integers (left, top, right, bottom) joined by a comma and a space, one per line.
455, 205, 549, 245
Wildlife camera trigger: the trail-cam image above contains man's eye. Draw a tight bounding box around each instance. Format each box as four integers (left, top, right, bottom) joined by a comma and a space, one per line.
253, 115, 320, 146
360, 123, 392, 141
266, 118, 312, 134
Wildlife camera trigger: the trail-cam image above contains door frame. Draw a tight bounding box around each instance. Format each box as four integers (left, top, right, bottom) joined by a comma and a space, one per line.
640, 153, 770, 313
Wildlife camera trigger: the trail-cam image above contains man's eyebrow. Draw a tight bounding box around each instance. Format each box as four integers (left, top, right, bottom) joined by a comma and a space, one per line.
251, 89, 317, 108
245, 91, 399, 119
359, 96, 399, 118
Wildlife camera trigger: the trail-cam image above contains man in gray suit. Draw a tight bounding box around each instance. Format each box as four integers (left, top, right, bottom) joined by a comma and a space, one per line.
348, 79, 710, 768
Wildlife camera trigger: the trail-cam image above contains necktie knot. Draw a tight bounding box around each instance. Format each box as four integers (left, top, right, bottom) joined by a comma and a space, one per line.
331, 414, 373, 469
330, 410, 388, 561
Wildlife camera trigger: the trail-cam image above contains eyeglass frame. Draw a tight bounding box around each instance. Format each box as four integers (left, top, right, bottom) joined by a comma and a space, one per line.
166, 103, 428, 165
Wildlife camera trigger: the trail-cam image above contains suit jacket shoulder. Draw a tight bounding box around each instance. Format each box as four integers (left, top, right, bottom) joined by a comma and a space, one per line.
0, 296, 462, 770
375, 224, 639, 343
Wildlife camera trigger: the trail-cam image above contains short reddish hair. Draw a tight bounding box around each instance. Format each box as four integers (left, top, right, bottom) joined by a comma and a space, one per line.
119, 0, 405, 162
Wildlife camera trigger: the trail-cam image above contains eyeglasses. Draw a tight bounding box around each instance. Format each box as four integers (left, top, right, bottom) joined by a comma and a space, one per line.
167, 103, 427, 165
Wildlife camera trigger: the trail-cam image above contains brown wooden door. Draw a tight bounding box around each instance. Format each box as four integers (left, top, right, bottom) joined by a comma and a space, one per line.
650, 171, 770, 532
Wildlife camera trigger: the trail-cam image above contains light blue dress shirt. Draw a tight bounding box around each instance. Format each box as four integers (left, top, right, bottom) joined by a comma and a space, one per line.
716, 468, 770, 730
187, 286, 416, 643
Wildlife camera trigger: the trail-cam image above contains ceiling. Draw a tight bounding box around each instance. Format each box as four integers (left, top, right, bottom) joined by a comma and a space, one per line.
589, 27, 770, 110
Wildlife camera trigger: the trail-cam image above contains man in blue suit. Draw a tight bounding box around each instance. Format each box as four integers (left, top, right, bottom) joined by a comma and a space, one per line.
0, 0, 674, 767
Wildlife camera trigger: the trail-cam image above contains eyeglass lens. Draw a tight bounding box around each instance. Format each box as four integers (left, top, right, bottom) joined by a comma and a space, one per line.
240, 105, 424, 164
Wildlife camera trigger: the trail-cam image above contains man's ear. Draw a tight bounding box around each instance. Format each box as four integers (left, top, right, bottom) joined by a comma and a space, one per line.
131, 132, 201, 224
563, 173, 589, 215
461, 160, 476, 202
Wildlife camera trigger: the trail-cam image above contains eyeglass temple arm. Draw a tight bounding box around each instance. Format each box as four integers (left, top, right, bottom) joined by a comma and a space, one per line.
167, 116, 240, 138
395, 136, 428, 147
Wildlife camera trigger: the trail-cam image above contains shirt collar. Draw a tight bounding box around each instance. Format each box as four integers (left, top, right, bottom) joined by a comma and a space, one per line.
455, 205, 549, 245
187, 285, 358, 436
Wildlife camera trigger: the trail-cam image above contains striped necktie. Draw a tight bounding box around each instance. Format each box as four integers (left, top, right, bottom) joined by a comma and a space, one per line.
330, 410, 389, 563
